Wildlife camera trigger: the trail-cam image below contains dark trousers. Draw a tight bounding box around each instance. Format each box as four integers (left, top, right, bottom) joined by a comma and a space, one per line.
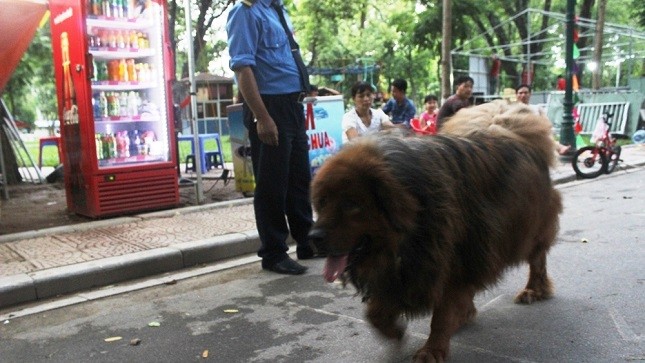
242, 93, 313, 264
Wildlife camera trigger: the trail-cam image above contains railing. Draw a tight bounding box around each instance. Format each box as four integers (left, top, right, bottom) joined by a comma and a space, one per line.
577, 102, 630, 135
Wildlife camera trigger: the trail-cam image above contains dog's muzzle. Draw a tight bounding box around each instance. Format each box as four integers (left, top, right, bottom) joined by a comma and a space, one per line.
307, 227, 328, 255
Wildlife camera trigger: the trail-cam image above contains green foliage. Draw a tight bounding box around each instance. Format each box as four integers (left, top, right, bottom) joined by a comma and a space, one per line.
5, 23, 56, 128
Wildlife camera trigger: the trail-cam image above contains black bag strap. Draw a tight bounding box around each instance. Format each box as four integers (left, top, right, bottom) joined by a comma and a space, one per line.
271, 2, 310, 93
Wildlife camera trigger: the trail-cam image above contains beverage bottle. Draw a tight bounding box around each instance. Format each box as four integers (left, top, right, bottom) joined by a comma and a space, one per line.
141, 63, 149, 82
137, 32, 145, 49
129, 130, 140, 156
127, 59, 136, 82
129, 30, 139, 49
92, 94, 100, 117
98, 61, 108, 81
96, 134, 103, 160
107, 60, 117, 81
127, 91, 138, 116
92, 29, 101, 47
108, 30, 117, 48
91, 59, 98, 81
110, 0, 119, 19
115, 131, 123, 157
118, 58, 127, 81
108, 133, 116, 159
118, 92, 126, 116
123, 0, 130, 19
92, 0, 101, 16
102, 0, 111, 18
108, 92, 118, 116
99, 91, 108, 118
99, 29, 107, 48
116, 30, 125, 49
135, 63, 142, 81
142, 32, 149, 48
123, 130, 130, 157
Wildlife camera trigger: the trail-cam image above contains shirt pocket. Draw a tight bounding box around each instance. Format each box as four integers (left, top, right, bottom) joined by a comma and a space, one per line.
260, 21, 290, 64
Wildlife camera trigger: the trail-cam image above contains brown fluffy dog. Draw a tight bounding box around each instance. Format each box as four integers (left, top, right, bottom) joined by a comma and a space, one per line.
309, 101, 562, 362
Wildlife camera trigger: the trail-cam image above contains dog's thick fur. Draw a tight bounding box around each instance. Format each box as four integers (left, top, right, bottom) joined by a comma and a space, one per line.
309, 101, 562, 362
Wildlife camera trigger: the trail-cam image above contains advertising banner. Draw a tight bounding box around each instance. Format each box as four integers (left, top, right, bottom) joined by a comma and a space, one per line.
305, 95, 344, 175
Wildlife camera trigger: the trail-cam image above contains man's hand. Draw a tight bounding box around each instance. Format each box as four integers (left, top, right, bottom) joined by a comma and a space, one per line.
256, 117, 279, 146
234, 66, 278, 146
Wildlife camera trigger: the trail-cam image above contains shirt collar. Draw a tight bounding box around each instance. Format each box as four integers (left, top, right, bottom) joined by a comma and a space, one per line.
259, 0, 279, 7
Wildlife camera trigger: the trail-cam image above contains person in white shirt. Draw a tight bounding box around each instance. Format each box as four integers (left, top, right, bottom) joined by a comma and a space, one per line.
342, 81, 394, 143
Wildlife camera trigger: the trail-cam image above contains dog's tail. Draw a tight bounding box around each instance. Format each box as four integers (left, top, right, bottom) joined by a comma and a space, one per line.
440, 100, 558, 167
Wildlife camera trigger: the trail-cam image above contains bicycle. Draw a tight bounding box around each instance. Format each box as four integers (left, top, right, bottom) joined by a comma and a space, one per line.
571, 110, 622, 179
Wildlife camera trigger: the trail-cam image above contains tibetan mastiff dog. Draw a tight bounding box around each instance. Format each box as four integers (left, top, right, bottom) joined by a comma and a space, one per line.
308, 101, 562, 362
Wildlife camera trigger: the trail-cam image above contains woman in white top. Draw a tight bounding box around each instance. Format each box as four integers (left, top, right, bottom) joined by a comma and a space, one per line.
342, 81, 394, 143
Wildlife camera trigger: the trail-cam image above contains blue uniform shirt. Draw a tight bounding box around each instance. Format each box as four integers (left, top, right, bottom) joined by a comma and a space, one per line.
227, 0, 302, 95
382, 97, 416, 126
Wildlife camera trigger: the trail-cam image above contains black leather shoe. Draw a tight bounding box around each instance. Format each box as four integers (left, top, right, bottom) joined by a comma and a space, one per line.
262, 257, 308, 275
296, 247, 326, 260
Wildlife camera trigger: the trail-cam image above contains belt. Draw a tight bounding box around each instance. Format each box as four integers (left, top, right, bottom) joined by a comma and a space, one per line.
262, 92, 306, 103
287, 92, 306, 103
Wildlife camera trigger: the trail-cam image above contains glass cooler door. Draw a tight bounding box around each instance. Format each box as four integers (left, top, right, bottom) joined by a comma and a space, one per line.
86, 0, 170, 168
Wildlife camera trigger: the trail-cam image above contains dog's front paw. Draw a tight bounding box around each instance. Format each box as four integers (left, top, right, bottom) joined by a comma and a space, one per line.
514, 288, 552, 304
374, 319, 406, 341
412, 345, 445, 363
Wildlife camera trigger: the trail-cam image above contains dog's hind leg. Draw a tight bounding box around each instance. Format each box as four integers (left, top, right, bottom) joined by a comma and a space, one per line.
413, 286, 476, 363
514, 249, 554, 304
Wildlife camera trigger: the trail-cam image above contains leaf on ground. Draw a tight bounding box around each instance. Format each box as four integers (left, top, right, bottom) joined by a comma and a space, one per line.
104, 336, 122, 342
148, 321, 161, 327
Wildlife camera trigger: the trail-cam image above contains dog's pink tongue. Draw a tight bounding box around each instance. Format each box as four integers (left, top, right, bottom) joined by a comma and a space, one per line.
323, 255, 348, 282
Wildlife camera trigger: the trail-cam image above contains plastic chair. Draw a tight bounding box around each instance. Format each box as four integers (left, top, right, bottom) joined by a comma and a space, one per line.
410, 118, 436, 136
38, 136, 63, 168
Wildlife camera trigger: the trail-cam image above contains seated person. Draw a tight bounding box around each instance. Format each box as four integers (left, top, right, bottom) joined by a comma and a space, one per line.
420, 94, 439, 131
437, 75, 474, 130
342, 81, 395, 143
382, 78, 416, 128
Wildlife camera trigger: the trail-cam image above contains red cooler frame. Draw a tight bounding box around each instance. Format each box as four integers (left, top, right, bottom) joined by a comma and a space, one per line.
50, 0, 178, 217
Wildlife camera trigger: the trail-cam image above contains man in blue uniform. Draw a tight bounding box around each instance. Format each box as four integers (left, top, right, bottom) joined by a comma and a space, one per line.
227, 0, 315, 275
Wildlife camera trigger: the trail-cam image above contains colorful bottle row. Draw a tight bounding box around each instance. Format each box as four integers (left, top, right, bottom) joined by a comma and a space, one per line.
87, 0, 146, 20
88, 29, 150, 50
93, 59, 155, 83
96, 130, 156, 160
93, 91, 144, 119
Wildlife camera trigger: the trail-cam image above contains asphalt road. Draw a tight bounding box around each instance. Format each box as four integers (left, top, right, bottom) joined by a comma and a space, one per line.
0, 168, 643, 363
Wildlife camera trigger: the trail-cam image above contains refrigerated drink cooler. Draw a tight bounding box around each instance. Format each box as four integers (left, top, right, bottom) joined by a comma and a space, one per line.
50, 0, 179, 217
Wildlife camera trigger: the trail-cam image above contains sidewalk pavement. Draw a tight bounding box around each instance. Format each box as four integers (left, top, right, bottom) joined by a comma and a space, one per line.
2, 144, 645, 310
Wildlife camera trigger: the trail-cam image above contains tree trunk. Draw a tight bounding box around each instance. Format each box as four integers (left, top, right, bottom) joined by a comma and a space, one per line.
441, 0, 452, 100
0, 109, 22, 185
592, 0, 607, 89
577, 0, 596, 87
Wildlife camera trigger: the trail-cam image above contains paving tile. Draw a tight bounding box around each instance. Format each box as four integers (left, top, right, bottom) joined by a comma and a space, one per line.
0, 245, 24, 264
8, 237, 80, 260
0, 260, 36, 275
73, 241, 147, 260
27, 252, 95, 270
